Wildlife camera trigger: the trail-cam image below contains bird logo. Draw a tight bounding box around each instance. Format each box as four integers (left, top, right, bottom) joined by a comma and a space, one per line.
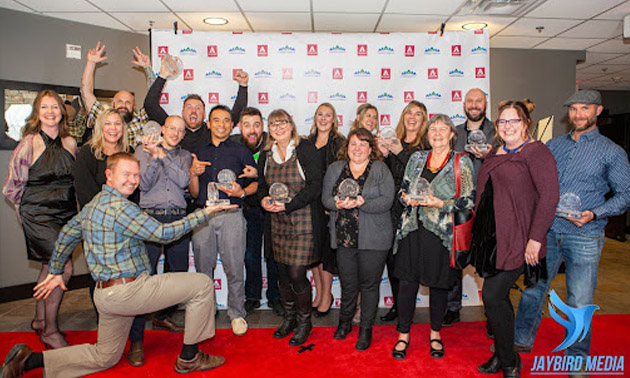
548, 290, 599, 352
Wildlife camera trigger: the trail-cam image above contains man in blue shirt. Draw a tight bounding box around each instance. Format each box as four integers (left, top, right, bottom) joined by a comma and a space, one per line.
514, 90, 630, 362
189, 105, 257, 337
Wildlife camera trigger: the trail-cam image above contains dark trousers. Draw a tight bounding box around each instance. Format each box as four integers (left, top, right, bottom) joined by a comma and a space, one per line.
244, 206, 280, 301
337, 247, 388, 328
129, 211, 190, 342
385, 248, 400, 310
483, 265, 524, 367
446, 269, 463, 312
276, 263, 310, 291
397, 280, 449, 333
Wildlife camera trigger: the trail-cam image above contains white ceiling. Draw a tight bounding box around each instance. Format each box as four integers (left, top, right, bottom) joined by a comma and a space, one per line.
2, 0, 630, 90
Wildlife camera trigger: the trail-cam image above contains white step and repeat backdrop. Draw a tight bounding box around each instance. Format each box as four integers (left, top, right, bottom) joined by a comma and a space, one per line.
152, 30, 489, 309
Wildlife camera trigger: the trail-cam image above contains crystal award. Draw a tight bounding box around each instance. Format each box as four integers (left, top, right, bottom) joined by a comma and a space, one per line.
380, 127, 396, 140
556, 192, 582, 219
217, 169, 236, 190
267, 182, 291, 204
334, 178, 360, 201
206, 183, 230, 206
407, 177, 432, 202
161, 54, 183, 80
142, 120, 162, 140
464, 130, 488, 152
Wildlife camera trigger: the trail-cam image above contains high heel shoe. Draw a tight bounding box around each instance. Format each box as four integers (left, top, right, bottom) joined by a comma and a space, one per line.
30, 319, 45, 336
392, 339, 409, 360
430, 339, 444, 359
40, 331, 69, 350
314, 295, 334, 318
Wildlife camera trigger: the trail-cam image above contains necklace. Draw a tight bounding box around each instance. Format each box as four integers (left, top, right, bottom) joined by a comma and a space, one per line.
503, 138, 530, 153
427, 151, 449, 173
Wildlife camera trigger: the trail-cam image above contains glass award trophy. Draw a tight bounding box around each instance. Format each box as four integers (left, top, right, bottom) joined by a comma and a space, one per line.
334, 178, 360, 201
161, 54, 183, 80
206, 183, 230, 206
267, 182, 291, 204
407, 177, 432, 202
556, 192, 582, 219
464, 130, 488, 152
380, 127, 396, 140
217, 169, 236, 190
142, 120, 162, 140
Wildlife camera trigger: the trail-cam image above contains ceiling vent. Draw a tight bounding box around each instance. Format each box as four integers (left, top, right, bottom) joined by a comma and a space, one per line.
455, 0, 547, 16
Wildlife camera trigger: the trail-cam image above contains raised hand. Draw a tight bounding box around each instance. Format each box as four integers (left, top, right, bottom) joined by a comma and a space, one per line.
87, 41, 107, 64
239, 165, 257, 178
131, 46, 151, 68
190, 153, 211, 177
234, 70, 249, 86
141, 134, 161, 158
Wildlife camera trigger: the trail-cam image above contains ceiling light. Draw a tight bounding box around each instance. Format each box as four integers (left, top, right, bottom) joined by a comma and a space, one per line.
462, 22, 488, 30
204, 17, 228, 26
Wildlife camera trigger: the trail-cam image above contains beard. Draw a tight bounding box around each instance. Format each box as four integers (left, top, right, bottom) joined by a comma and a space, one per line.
570, 115, 597, 132
243, 133, 262, 150
465, 108, 486, 122
118, 109, 133, 123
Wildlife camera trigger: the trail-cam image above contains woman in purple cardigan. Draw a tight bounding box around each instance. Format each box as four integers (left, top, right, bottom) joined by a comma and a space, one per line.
472, 101, 559, 378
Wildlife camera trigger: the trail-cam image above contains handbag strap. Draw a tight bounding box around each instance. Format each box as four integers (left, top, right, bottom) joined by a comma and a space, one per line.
454, 152, 463, 198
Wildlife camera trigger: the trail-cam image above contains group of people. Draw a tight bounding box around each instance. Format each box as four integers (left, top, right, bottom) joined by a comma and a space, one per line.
1, 42, 630, 378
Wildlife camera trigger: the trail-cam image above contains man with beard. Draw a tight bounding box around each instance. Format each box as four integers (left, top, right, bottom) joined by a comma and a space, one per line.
143, 58, 249, 153
443, 88, 495, 328
81, 42, 152, 148
230, 108, 283, 316
513, 90, 630, 367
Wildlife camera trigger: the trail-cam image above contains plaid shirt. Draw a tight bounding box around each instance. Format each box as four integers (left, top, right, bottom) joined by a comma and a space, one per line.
67, 110, 90, 144
49, 185, 209, 281
88, 100, 148, 148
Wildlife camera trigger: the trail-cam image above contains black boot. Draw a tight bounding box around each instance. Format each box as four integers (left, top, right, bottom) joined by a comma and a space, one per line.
355, 327, 372, 351
273, 283, 297, 339
478, 354, 501, 374
289, 286, 312, 346
334, 321, 352, 340
502, 354, 522, 378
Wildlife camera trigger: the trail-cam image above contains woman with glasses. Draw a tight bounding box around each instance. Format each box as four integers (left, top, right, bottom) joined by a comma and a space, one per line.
473, 101, 558, 378
258, 109, 324, 346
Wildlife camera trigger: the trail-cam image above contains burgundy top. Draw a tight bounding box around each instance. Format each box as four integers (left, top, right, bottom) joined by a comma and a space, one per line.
476, 141, 559, 270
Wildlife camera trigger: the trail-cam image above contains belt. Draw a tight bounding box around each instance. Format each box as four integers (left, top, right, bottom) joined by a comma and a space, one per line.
95, 276, 137, 289
144, 208, 186, 216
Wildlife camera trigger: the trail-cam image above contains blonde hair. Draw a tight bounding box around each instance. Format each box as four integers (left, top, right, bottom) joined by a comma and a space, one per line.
350, 103, 379, 133
22, 89, 71, 138
395, 101, 428, 149
308, 103, 344, 139
89, 108, 130, 160
264, 109, 301, 151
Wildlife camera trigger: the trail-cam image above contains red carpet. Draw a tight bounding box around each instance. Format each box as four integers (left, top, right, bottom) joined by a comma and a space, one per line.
2, 314, 628, 377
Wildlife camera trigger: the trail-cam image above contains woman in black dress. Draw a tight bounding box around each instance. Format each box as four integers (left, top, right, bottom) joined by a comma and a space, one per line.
3, 89, 78, 349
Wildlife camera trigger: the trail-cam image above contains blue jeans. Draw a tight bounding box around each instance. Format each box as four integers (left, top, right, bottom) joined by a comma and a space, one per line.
244, 206, 279, 302
514, 230, 604, 358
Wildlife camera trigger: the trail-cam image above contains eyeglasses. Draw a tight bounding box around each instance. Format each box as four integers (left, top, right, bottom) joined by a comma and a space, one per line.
269, 119, 290, 129
166, 126, 185, 134
496, 118, 522, 127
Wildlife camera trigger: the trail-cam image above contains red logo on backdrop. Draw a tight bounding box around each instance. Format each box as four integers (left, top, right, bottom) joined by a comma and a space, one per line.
157, 46, 168, 58
405, 45, 415, 57
258, 92, 269, 104
428, 68, 438, 79
214, 279, 221, 290
476, 67, 486, 78
384, 296, 394, 306
380, 114, 391, 126
307, 44, 318, 56
357, 44, 368, 56
334, 298, 341, 307
262, 277, 268, 289
307, 91, 318, 103
159, 93, 169, 104
182, 30, 192, 34
333, 68, 343, 80
452, 45, 461, 56
357, 91, 367, 103
257, 45, 268, 56
232, 69, 243, 80
310, 276, 315, 286
429, 113, 435, 119
474, 29, 484, 34
183, 69, 194, 81
381, 68, 391, 80
282, 68, 293, 80
452, 90, 462, 102
207, 45, 218, 57
404, 91, 414, 103
338, 115, 343, 126
208, 93, 219, 104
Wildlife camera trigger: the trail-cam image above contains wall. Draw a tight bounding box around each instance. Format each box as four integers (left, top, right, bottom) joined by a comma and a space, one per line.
600, 90, 630, 116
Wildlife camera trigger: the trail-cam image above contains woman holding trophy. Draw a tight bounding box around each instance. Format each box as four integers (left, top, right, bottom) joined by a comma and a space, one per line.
321, 128, 395, 351
258, 109, 324, 347
391, 114, 475, 360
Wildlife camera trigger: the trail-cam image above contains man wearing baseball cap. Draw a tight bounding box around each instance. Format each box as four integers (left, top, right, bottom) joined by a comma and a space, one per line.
513, 90, 630, 367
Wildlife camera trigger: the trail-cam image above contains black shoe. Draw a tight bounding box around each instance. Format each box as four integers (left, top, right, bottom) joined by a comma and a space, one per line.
486, 322, 494, 339
430, 339, 444, 359
380, 307, 397, 322
502, 354, 522, 378
355, 327, 372, 351
333, 322, 352, 340
442, 310, 460, 327
392, 339, 409, 360
268, 299, 285, 317
288, 286, 313, 346
313, 296, 334, 318
244, 300, 261, 314
478, 354, 501, 374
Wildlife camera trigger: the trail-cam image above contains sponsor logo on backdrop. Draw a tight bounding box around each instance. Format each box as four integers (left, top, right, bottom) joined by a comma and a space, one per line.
384, 296, 394, 306
428, 68, 438, 79
333, 68, 343, 80
334, 298, 341, 307
232, 69, 242, 80
262, 277, 268, 289
308, 91, 318, 103
452, 90, 462, 102
476, 67, 486, 78
159, 93, 168, 104
425, 91, 442, 99
282, 68, 293, 80
280, 93, 296, 101
452, 45, 461, 56
183, 69, 194, 81
257, 45, 268, 56
329, 45, 346, 53
304, 116, 314, 125
449, 68, 464, 77
278, 45, 296, 53
474, 29, 484, 34
180, 47, 197, 55
380, 114, 391, 126
214, 279, 222, 290
354, 69, 371, 77
424, 46, 440, 54
405, 45, 415, 57
451, 114, 466, 123
304, 69, 321, 77
471, 46, 488, 54
357, 91, 367, 103
378, 45, 394, 54
378, 92, 394, 101
329, 92, 346, 101
230, 95, 236, 101
381, 68, 391, 80
404, 91, 414, 103
157, 46, 168, 57
338, 115, 343, 126
207, 45, 217, 57
182, 30, 192, 34
205, 70, 222, 78
228, 46, 246, 54
258, 92, 269, 104
254, 70, 272, 78
357, 44, 368, 56
401, 69, 417, 78
307, 44, 318, 56
208, 93, 219, 104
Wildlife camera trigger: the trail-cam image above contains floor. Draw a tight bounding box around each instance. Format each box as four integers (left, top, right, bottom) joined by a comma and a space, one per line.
0, 237, 627, 333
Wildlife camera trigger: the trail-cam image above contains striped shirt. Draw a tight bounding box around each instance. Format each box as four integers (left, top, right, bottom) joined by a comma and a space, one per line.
548, 127, 630, 235
49, 185, 209, 281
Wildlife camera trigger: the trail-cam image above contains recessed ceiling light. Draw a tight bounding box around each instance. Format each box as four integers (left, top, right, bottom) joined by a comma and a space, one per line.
204, 17, 228, 26
462, 22, 488, 30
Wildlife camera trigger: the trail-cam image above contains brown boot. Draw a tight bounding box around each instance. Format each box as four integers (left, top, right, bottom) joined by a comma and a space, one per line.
127, 341, 145, 367
174, 351, 225, 373
0, 344, 32, 378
